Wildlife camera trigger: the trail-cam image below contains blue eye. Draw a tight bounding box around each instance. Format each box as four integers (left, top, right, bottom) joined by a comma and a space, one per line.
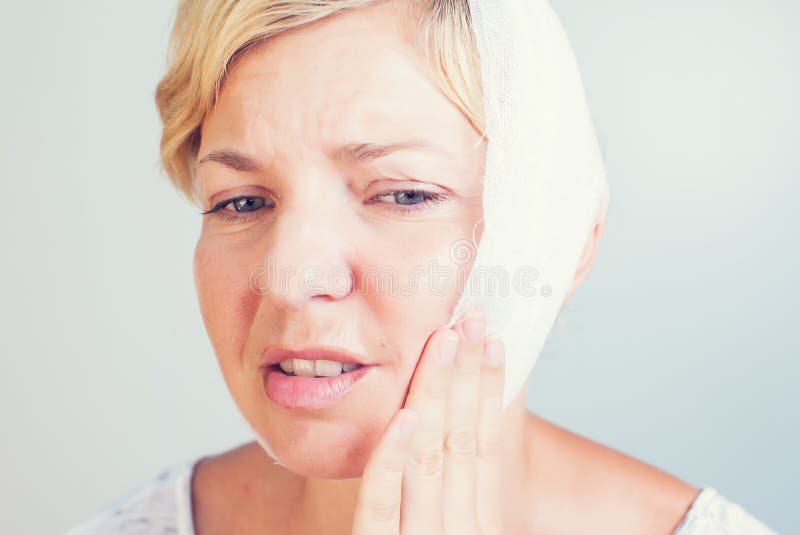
369, 189, 448, 213
392, 190, 429, 205
202, 195, 273, 223
202, 188, 447, 224
230, 196, 266, 212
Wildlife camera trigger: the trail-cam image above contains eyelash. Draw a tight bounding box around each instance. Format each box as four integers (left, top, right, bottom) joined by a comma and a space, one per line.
201, 196, 275, 224
365, 189, 449, 215
202, 189, 448, 223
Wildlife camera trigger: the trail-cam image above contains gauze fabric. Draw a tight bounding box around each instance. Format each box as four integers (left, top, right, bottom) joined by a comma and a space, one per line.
446, 0, 610, 409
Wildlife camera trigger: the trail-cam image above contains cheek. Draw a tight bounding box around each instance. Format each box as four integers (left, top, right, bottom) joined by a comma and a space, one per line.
360, 225, 476, 377
193, 236, 260, 367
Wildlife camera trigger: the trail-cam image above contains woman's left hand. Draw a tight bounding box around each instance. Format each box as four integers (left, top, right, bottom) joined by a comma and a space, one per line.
352, 306, 506, 534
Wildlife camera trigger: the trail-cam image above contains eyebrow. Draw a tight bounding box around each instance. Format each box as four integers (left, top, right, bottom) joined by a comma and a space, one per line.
196, 140, 441, 173
332, 141, 440, 163
196, 151, 263, 172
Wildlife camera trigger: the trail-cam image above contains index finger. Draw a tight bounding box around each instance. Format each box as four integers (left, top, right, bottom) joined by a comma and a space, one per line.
400, 327, 459, 533
352, 408, 419, 535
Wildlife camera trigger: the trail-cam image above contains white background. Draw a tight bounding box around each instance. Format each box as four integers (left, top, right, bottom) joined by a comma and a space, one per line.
0, 1, 796, 533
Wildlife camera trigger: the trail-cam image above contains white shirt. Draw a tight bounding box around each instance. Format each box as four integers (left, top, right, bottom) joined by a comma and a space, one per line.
66, 456, 780, 534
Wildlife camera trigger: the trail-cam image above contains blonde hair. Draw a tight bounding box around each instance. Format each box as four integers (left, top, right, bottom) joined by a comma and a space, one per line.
155, 0, 485, 206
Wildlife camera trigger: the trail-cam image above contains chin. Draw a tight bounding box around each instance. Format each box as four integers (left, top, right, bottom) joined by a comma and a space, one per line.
257, 414, 390, 479
280, 447, 371, 479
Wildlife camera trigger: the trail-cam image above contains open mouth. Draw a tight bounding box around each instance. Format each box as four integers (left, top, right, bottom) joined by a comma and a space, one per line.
263, 360, 374, 410
272, 358, 365, 378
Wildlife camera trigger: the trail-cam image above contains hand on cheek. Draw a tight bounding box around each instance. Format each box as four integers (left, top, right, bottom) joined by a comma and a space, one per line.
353, 306, 506, 534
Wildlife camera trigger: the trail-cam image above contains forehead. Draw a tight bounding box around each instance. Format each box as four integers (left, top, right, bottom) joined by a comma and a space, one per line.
201, 2, 479, 156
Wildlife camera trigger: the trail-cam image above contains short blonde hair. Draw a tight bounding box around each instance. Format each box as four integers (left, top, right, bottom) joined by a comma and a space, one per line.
155, 0, 485, 206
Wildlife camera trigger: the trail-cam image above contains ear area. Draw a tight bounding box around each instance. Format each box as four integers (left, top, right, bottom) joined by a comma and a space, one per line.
562, 206, 608, 309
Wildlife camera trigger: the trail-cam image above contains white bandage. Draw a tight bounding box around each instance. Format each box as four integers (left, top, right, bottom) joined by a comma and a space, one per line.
448, 0, 610, 409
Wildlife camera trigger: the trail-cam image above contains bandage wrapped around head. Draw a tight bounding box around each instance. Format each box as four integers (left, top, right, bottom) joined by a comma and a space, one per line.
446, 0, 610, 409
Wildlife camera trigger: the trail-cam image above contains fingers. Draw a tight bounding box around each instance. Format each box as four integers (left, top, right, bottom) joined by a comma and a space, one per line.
356, 305, 505, 535
442, 306, 487, 534
353, 408, 419, 535
401, 327, 459, 533
476, 334, 506, 533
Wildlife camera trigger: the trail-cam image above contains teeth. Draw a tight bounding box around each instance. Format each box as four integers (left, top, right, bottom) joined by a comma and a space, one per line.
314, 359, 343, 377
277, 358, 363, 377
292, 359, 315, 377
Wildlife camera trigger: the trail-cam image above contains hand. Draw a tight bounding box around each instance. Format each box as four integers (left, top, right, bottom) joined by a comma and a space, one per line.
352, 306, 506, 534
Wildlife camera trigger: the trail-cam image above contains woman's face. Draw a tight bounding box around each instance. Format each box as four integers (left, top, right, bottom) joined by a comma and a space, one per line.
194, 1, 486, 478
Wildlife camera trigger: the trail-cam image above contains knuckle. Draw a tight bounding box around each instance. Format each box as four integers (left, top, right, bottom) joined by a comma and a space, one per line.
408, 447, 444, 477
477, 431, 502, 459
453, 359, 480, 377
378, 457, 404, 476
367, 499, 402, 523
444, 428, 477, 459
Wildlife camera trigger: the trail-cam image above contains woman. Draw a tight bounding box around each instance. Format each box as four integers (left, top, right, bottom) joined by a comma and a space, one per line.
68, 0, 778, 533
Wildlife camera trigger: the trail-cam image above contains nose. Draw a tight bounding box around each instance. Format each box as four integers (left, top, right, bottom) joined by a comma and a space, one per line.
250, 188, 356, 309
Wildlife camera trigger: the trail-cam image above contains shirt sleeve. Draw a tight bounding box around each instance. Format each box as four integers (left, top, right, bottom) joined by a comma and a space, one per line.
64, 460, 196, 535
672, 487, 780, 535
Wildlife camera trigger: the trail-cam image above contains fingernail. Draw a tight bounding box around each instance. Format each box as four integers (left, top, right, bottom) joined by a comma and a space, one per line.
462, 306, 485, 345
437, 329, 458, 366
484, 336, 505, 367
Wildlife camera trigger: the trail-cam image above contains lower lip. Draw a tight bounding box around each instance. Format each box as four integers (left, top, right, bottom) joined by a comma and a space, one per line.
262, 364, 375, 410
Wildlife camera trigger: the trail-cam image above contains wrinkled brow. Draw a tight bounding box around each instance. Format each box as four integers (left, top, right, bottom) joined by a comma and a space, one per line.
332, 141, 437, 163
196, 140, 441, 173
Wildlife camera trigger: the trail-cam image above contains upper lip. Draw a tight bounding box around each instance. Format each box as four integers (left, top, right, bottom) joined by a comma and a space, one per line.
260, 346, 369, 369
